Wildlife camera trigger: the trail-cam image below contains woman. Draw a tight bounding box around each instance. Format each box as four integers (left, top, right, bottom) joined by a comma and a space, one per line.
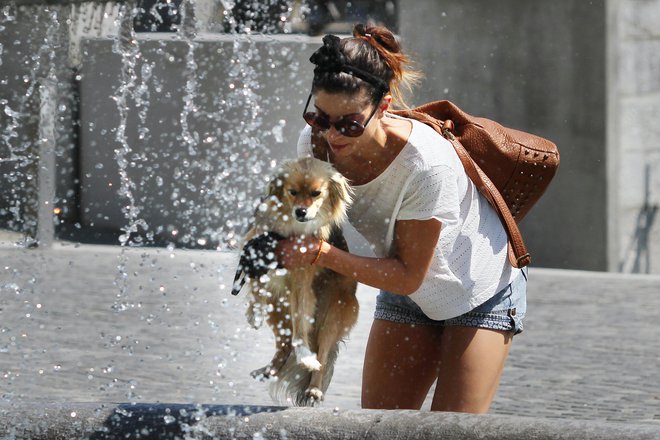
277, 23, 527, 413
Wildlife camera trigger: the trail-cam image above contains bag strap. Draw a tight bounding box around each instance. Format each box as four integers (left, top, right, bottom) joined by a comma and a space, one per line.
443, 124, 530, 268
311, 115, 531, 268
393, 109, 530, 268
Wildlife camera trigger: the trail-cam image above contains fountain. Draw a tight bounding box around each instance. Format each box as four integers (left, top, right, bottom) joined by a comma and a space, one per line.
2, 1, 638, 438
0, 1, 384, 436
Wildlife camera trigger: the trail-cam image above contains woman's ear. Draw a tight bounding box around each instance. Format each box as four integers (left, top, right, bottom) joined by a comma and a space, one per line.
380, 94, 393, 114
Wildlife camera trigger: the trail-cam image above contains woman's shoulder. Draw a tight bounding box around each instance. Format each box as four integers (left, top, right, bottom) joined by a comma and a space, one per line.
400, 119, 457, 171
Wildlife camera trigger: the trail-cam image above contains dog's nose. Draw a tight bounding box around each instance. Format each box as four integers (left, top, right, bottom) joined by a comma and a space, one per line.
295, 207, 307, 220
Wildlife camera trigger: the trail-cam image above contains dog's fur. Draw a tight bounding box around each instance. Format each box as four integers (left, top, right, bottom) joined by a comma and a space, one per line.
240, 157, 358, 406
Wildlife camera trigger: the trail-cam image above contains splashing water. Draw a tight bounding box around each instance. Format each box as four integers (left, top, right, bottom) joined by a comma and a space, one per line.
112, 1, 146, 248
0, 0, 335, 414
179, 0, 200, 157
0, 5, 60, 238
111, 1, 144, 313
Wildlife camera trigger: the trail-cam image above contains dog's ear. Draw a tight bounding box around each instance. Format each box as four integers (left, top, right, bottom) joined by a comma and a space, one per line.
327, 170, 353, 222
267, 174, 285, 200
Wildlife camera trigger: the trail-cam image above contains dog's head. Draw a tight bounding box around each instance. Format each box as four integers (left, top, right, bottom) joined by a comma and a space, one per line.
266, 157, 352, 235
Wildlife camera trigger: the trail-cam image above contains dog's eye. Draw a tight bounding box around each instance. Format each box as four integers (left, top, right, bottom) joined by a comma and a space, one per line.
288, 189, 298, 196
311, 191, 322, 197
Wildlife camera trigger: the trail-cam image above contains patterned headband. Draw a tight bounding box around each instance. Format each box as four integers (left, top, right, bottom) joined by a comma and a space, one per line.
309, 34, 390, 93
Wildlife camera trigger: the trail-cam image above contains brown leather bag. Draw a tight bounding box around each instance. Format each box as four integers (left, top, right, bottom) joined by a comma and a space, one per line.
311, 100, 559, 268
392, 101, 560, 268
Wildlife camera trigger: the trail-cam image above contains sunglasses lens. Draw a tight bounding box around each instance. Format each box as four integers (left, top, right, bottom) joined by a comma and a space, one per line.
337, 120, 364, 137
303, 112, 330, 130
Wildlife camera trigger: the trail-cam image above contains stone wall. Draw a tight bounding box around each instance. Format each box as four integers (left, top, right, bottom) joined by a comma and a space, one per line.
2, 0, 659, 272
608, 0, 660, 273
399, 0, 608, 271
0, 2, 119, 243
78, 34, 315, 247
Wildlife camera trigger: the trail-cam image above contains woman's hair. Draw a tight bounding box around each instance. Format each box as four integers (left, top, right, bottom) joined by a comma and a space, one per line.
311, 23, 422, 109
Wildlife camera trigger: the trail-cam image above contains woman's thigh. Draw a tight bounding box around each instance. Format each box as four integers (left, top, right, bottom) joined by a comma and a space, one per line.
431, 326, 512, 413
361, 319, 444, 410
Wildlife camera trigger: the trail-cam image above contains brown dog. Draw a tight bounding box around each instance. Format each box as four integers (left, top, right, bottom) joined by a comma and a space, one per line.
237, 157, 358, 406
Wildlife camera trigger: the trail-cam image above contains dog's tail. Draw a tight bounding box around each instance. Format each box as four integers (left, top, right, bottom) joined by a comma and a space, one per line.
268, 342, 341, 407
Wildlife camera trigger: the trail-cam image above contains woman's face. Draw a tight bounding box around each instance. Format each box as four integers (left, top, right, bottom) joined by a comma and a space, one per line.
310, 89, 382, 158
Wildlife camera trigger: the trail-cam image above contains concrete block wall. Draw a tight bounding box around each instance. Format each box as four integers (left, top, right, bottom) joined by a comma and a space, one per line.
3, 0, 660, 272
0, 4, 75, 237
608, 0, 660, 273
78, 34, 317, 247
399, 0, 608, 270
0, 2, 119, 240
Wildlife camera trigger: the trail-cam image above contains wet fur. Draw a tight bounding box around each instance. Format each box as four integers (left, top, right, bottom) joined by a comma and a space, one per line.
241, 157, 358, 406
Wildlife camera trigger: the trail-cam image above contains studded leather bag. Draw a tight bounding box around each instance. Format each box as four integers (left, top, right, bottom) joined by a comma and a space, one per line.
392, 101, 560, 268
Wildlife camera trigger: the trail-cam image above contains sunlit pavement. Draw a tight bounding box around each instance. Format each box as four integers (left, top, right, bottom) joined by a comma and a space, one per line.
0, 234, 659, 430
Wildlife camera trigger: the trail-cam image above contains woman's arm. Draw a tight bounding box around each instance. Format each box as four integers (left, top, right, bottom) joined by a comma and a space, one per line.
277, 218, 441, 295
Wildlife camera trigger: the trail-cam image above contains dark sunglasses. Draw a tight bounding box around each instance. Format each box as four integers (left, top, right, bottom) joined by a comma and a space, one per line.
302, 93, 381, 138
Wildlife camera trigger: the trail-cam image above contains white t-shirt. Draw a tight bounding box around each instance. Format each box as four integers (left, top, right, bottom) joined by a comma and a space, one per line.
296, 116, 519, 320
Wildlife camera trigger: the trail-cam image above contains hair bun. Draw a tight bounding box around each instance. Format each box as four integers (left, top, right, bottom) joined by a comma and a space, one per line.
354, 23, 368, 37
353, 23, 399, 54
310, 34, 346, 74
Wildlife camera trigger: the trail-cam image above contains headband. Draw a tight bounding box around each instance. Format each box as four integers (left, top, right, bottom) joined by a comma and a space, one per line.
310, 34, 390, 93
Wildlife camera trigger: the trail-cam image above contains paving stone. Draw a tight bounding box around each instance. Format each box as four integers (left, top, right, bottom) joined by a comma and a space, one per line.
0, 242, 659, 427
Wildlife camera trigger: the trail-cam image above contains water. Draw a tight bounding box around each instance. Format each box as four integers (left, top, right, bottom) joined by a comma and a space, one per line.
0, 6, 60, 239
1, 0, 414, 425
0, 0, 311, 412
0, 243, 373, 409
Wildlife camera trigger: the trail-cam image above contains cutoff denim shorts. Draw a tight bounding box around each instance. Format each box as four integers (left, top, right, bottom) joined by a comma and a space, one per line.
374, 268, 528, 334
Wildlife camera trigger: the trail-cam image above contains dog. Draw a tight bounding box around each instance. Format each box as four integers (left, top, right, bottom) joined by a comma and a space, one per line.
232, 156, 358, 406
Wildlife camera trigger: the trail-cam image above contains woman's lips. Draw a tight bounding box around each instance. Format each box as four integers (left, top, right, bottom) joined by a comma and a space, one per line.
329, 141, 348, 152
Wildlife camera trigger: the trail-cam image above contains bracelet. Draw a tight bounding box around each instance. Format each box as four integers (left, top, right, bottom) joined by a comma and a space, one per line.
311, 239, 324, 265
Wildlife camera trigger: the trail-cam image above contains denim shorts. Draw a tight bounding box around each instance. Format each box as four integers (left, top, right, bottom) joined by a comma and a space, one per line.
374, 268, 527, 334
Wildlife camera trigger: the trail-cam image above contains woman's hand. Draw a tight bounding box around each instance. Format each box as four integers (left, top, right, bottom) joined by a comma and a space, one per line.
304, 219, 441, 295
276, 235, 325, 269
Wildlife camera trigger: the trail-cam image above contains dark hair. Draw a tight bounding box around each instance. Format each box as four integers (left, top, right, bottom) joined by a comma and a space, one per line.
311, 23, 421, 108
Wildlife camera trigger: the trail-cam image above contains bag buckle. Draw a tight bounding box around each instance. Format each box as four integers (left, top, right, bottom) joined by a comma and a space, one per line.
441, 120, 455, 140
516, 253, 531, 266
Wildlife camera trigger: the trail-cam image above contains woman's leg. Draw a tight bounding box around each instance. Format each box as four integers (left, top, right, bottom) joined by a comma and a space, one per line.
361, 319, 444, 410
431, 326, 513, 413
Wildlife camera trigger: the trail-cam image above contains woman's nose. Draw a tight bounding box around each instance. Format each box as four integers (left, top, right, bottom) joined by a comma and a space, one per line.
326, 125, 344, 141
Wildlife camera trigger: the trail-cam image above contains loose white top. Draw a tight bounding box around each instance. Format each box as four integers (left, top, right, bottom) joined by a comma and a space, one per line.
297, 115, 518, 320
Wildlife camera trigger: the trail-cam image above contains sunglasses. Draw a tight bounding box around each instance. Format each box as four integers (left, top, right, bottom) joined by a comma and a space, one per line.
302, 93, 381, 138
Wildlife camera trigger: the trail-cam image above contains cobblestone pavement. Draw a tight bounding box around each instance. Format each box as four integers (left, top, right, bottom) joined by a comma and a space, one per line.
0, 238, 658, 426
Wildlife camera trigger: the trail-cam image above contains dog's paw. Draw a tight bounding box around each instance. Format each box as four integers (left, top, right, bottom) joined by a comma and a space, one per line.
250, 365, 277, 381
295, 345, 321, 371
299, 355, 322, 371
303, 387, 324, 406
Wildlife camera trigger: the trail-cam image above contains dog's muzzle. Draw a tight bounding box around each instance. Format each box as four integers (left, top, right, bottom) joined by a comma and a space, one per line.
295, 207, 309, 222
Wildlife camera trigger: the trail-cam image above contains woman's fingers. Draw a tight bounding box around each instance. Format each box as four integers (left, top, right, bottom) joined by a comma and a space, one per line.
277, 236, 321, 268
